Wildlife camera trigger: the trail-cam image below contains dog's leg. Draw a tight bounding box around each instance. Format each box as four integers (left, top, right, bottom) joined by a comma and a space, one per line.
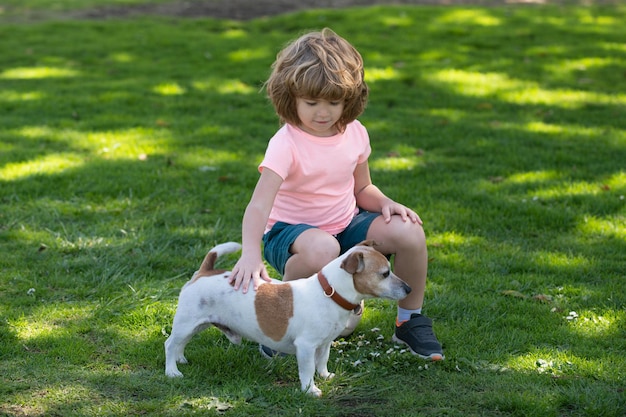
165, 332, 188, 377
295, 343, 322, 397
315, 342, 335, 380
165, 316, 211, 377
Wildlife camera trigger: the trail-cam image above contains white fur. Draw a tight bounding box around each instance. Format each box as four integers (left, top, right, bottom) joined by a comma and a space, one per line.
164, 241, 411, 397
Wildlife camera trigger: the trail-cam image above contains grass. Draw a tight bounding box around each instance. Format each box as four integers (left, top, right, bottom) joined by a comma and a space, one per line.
1, 1, 625, 416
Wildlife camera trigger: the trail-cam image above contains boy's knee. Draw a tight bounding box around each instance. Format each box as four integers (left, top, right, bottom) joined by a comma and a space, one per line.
293, 230, 340, 266
369, 215, 426, 251
306, 238, 340, 265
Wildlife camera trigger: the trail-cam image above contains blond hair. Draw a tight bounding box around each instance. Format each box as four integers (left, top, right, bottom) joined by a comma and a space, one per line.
265, 28, 369, 132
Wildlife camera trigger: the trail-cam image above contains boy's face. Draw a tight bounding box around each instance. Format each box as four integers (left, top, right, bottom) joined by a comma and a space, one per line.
295, 98, 345, 137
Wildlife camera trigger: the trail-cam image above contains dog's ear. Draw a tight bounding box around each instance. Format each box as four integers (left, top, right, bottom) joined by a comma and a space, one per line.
357, 240, 378, 247
341, 251, 365, 274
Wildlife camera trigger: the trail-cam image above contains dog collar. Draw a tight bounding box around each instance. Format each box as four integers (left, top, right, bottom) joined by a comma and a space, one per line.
317, 271, 360, 311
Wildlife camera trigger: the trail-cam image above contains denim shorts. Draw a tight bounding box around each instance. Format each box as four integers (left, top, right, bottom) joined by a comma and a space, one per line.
262, 210, 381, 276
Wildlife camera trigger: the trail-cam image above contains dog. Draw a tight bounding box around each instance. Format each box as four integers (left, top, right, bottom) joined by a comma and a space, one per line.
164, 240, 411, 397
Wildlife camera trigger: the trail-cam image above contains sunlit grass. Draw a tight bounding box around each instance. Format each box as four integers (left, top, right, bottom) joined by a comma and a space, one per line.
0, 153, 85, 180
365, 66, 400, 83
425, 69, 626, 107
228, 47, 270, 62
531, 250, 591, 270
434, 8, 502, 27
430, 231, 482, 247
568, 310, 622, 337
152, 82, 186, 96
506, 170, 562, 184
548, 56, 621, 74
379, 13, 413, 28
0, 127, 172, 181
578, 215, 626, 240
88, 128, 171, 158
370, 156, 418, 171
0, 66, 81, 79
192, 78, 256, 94
0, 90, 45, 101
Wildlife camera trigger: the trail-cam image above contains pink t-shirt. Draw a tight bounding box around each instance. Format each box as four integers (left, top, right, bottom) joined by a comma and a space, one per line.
260, 120, 371, 235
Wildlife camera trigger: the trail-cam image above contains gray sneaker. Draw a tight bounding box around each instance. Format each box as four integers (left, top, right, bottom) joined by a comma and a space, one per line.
259, 344, 287, 359
392, 313, 444, 361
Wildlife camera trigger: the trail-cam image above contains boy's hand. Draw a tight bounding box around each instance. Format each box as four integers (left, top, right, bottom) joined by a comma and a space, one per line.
381, 200, 423, 225
230, 256, 272, 293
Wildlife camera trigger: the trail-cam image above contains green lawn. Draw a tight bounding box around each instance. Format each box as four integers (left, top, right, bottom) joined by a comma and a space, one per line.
1, 2, 625, 416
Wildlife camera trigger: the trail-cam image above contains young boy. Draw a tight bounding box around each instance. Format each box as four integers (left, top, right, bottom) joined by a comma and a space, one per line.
230, 28, 443, 361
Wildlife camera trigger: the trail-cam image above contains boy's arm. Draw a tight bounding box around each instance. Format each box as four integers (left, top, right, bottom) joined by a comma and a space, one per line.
353, 161, 422, 225
231, 168, 283, 293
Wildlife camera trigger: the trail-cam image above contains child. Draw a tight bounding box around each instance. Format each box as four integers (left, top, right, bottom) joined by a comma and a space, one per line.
230, 28, 443, 361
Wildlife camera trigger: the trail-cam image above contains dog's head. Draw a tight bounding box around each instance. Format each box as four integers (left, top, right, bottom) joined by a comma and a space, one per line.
339, 241, 411, 300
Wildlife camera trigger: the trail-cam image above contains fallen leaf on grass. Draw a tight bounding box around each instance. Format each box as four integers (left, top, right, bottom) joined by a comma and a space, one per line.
501, 290, 528, 299
532, 294, 553, 303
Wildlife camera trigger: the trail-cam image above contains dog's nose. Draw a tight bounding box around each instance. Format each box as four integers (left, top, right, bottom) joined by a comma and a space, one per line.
403, 283, 412, 294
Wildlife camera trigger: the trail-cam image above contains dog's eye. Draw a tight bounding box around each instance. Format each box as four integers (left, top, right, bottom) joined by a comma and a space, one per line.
382, 271, 390, 278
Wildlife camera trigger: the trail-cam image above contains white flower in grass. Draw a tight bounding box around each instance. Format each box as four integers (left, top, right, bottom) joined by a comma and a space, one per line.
370, 327, 381, 332
565, 311, 579, 320
27, 288, 36, 296
352, 360, 363, 367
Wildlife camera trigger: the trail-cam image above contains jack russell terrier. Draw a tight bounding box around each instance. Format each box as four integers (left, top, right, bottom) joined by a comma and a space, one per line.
164, 240, 411, 397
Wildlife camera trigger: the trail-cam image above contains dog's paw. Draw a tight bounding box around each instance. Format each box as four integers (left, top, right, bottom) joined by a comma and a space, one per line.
306, 385, 323, 398
165, 368, 184, 378
318, 370, 335, 380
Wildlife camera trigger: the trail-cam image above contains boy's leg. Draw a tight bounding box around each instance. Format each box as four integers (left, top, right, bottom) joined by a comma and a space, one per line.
283, 228, 340, 281
366, 215, 444, 361
366, 216, 427, 311
263, 222, 339, 281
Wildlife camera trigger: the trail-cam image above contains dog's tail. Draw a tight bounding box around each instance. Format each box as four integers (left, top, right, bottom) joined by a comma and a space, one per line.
197, 242, 242, 276
209, 242, 242, 259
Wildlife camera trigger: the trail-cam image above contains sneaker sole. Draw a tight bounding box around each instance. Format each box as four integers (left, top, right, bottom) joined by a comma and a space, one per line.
392, 334, 445, 361
259, 344, 287, 359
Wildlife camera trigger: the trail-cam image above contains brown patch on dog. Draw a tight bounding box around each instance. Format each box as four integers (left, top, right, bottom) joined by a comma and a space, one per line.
190, 251, 229, 283
341, 251, 365, 274
342, 247, 391, 297
356, 239, 378, 247
255, 283, 294, 341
